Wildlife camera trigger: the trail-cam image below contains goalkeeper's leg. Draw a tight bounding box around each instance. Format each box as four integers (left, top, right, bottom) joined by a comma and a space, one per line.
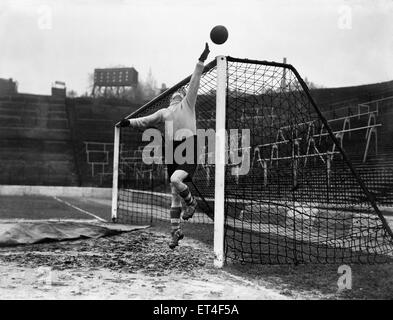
168, 183, 184, 249
170, 169, 197, 221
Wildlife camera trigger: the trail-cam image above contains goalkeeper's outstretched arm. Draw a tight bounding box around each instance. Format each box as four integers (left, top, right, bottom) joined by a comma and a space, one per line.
184, 43, 210, 109
118, 109, 164, 128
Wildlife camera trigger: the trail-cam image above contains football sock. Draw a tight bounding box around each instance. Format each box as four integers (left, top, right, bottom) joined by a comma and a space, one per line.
170, 207, 182, 231
179, 187, 195, 206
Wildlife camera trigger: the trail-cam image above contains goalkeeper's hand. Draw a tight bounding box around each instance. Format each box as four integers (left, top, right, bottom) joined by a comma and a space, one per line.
199, 42, 210, 63
118, 119, 131, 127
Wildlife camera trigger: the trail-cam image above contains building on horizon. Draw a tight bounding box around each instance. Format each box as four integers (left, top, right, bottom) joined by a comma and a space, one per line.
0, 78, 17, 96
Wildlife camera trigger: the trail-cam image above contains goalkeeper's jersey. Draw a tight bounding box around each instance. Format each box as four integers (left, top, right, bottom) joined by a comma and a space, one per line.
129, 61, 204, 141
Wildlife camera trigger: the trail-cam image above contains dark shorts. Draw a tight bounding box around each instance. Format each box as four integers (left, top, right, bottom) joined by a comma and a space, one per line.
167, 135, 198, 183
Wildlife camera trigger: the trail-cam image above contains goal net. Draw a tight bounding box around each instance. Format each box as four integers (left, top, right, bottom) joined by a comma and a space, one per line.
112, 56, 393, 265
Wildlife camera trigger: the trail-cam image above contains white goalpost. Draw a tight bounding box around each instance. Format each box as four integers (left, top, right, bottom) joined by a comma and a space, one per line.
111, 56, 227, 268
213, 56, 227, 268
111, 125, 120, 222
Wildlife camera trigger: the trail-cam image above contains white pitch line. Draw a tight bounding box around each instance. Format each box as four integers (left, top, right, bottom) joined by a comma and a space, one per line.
0, 218, 97, 223
53, 196, 106, 222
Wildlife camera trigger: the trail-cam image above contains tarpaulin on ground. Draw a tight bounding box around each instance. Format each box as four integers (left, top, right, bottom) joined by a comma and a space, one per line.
0, 221, 149, 247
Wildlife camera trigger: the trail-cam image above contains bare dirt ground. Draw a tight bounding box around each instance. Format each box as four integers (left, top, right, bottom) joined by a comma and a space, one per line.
1, 226, 392, 300
0, 195, 392, 300
0, 228, 287, 300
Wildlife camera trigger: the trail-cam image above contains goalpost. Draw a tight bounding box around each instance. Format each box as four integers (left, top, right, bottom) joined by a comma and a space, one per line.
112, 56, 393, 266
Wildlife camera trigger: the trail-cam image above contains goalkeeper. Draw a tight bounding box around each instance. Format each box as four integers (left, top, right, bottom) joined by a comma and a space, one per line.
118, 43, 210, 249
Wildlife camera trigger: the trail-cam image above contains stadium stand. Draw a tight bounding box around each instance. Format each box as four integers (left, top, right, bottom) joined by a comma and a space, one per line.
316, 96, 393, 206
0, 81, 392, 205
0, 94, 78, 186
64, 98, 140, 187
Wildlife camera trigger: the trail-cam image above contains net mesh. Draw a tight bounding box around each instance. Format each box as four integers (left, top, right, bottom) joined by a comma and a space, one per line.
116, 57, 393, 264
117, 61, 217, 226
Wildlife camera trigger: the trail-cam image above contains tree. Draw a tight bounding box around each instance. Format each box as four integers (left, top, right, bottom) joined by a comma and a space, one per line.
67, 90, 78, 98
304, 77, 324, 89
134, 68, 160, 102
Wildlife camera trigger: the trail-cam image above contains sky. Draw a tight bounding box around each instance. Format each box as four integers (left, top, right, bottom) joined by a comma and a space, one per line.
0, 0, 392, 95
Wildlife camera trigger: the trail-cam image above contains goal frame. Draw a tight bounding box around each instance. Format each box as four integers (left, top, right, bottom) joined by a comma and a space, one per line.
111, 55, 393, 268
